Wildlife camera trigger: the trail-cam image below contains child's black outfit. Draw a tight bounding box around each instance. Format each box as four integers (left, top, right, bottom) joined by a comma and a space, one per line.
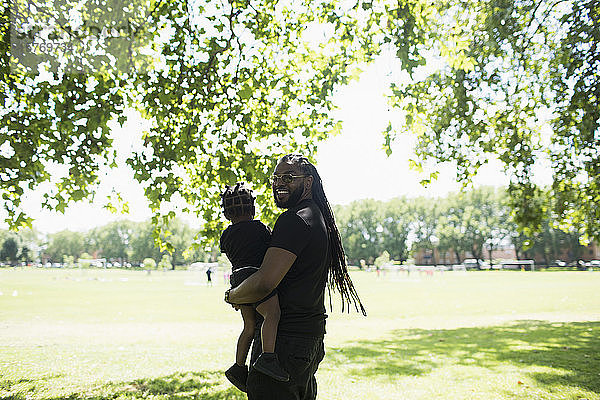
220, 220, 274, 300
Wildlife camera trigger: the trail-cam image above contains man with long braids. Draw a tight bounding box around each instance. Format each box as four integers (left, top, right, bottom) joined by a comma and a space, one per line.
224, 153, 366, 400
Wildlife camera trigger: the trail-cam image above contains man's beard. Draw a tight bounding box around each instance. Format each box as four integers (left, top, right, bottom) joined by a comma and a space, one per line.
274, 185, 304, 208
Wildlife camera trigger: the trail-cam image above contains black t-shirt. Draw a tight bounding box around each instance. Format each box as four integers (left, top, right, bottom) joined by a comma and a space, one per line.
270, 199, 329, 337
220, 220, 271, 270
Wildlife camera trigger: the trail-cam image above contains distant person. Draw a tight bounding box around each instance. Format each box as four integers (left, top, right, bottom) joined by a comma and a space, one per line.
225, 154, 366, 400
206, 267, 213, 286
220, 182, 288, 392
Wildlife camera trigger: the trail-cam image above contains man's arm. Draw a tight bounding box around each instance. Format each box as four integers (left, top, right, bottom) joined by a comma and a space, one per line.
227, 247, 297, 304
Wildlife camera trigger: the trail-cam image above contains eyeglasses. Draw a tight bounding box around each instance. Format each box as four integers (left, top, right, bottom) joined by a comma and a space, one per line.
270, 173, 308, 184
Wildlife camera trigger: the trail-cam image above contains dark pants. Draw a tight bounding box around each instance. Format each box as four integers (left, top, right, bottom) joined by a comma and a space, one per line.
247, 332, 325, 400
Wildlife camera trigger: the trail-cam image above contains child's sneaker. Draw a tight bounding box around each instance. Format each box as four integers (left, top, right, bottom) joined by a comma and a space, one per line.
225, 363, 248, 392
252, 352, 289, 382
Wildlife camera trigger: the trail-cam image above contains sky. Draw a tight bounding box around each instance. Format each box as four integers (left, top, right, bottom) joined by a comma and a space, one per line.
10, 55, 550, 235
315, 57, 512, 206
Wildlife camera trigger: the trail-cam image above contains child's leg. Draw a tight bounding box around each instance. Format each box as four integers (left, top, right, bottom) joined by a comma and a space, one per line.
253, 294, 289, 382
255, 294, 281, 354
235, 305, 256, 366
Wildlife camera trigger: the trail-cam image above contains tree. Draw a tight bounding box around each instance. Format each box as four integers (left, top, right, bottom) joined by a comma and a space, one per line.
380, 0, 600, 243
0, 228, 40, 264
336, 188, 594, 266
182, 241, 212, 264
127, 217, 200, 267
87, 221, 134, 262
530, 219, 585, 265
19, 244, 31, 263
453, 187, 505, 264
334, 200, 387, 264
160, 217, 197, 267
380, 198, 412, 263
436, 199, 468, 264
410, 197, 440, 264
44, 230, 85, 262
129, 221, 163, 264
478, 188, 512, 266
2, 0, 369, 242
0, 236, 19, 265
508, 189, 587, 264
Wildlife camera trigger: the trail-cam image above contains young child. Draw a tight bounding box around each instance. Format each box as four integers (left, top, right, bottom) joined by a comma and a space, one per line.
220, 182, 289, 392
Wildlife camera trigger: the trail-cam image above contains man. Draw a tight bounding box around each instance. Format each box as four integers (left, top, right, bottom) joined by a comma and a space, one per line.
225, 153, 365, 400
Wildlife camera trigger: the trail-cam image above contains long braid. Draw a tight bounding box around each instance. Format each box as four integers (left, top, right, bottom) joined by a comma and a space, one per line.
281, 154, 367, 316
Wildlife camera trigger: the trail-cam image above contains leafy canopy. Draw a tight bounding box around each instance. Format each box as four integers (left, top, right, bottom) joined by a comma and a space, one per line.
3, 0, 599, 245
2, 0, 371, 243
379, 0, 600, 243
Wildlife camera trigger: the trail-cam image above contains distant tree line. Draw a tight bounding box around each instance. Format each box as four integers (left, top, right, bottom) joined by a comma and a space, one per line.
334, 187, 589, 266
0, 186, 593, 268
0, 218, 214, 268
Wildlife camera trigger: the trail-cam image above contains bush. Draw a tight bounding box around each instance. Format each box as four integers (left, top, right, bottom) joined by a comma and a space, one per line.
143, 258, 157, 270
158, 255, 172, 270
63, 255, 76, 268
217, 254, 231, 269
78, 253, 93, 268
374, 251, 391, 269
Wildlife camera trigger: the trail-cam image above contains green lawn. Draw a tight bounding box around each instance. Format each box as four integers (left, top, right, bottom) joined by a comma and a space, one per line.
1, 268, 599, 400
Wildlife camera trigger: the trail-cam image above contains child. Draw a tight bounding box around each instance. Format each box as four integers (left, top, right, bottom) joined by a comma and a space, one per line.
220, 182, 289, 392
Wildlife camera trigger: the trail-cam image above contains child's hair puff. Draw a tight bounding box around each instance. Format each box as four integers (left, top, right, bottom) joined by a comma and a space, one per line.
221, 182, 255, 220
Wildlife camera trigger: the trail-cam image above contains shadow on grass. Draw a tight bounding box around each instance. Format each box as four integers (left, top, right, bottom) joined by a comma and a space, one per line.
1, 371, 246, 400
327, 320, 600, 394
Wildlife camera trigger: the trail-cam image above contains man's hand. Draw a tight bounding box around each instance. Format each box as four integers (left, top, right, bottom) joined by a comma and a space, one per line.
227, 247, 297, 304
224, 288, 241, 310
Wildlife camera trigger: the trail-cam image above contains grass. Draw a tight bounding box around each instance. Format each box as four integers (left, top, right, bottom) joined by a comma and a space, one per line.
1, 268, 599, 399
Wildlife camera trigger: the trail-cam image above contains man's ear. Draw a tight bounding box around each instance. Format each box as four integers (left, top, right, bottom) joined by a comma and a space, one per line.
304, 175, 313, 191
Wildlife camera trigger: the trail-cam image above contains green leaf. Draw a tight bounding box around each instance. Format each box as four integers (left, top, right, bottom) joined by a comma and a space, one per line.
239, 85, 253, 100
